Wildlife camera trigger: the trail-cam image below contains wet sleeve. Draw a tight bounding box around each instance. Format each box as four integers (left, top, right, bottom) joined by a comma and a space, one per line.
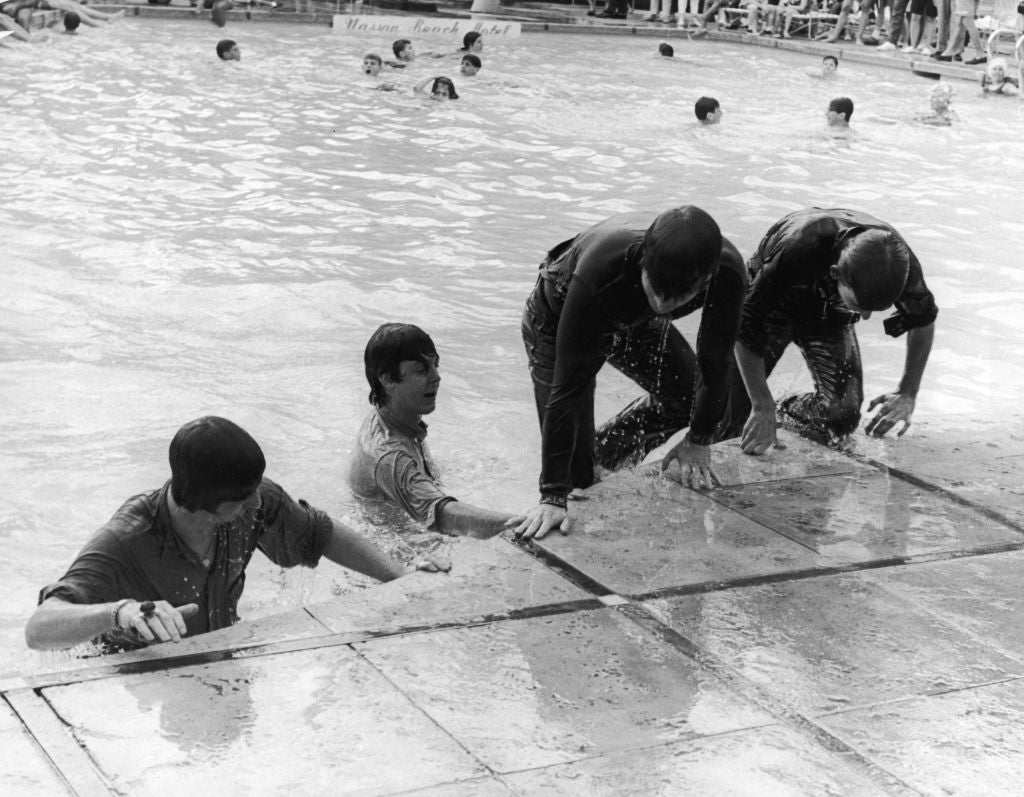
539, 275, 609, 498
689, 254, 747, 444
884, 249, 939, 337
372, 450, 455, 531
37, 529, 130, 606
256, 480, 336, 568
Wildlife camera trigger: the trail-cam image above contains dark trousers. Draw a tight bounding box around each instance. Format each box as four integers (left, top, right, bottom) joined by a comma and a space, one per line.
721, 313, 864, 440
522, 289, 698, 489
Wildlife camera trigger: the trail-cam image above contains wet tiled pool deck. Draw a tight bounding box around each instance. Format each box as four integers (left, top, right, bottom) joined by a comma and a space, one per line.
4, 427, 1024, 795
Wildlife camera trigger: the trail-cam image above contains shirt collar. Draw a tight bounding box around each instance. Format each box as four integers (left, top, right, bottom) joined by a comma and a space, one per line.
377, 405, 428, 442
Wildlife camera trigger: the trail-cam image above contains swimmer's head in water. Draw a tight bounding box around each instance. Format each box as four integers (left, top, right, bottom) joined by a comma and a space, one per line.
659, 42, 674, 57
216, 39, 240, 61
826, 96, 853, 126
822, 55, 838, 74
363, 53, 382, 76
832, 228, 910, 314
460, 54, 481, 76
63, 11, 80, 32
987, 58, 1007, 82
929, 82, 954, 112
169, 416, 266, 514
431, 76, 459, 100
364, 323, 439, 408
694, 96, 721, 125
462, 31, 483, 53
393, 39, 414, 61
642, 206, 722, 306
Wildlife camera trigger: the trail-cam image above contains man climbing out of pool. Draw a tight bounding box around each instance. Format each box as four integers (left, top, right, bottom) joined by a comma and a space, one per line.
348, 323, 523, 538
724, 208, 938, 455
515, 206, 748, 541
25, 416, 448, 652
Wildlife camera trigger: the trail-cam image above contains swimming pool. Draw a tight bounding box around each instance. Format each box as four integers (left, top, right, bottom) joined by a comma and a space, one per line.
2, 17, 1022, 675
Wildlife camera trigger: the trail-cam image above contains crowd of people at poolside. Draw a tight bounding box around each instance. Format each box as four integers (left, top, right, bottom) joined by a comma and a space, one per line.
0, 0, 123, 40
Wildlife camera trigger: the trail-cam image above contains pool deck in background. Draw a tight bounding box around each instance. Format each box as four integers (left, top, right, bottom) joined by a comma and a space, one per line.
5, 9, 1024, 796
4, 426, 1024, 795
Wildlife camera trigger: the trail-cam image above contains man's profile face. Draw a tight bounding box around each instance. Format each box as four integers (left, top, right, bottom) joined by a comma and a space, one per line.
399, 45, 415, 62
225, 45, 241, 62
836, 279, 874, 320
461, 59, 478, 76
384, 356, 441, 418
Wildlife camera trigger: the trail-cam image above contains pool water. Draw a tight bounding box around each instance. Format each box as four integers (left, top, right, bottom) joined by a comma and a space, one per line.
2, 18, 1022, 676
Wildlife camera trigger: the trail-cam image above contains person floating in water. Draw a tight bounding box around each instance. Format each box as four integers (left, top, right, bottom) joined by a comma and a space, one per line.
695, 96, 722, 124
414, 75, 459, 101
216, 38, 240, 61
24, 416, 447, 652
348, 324, 523, 538
515, 206, 749, 540
826, 96, 853, 127
723, 208, 938, 453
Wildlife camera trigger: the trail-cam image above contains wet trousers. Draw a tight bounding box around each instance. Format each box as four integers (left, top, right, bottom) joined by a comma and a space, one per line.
522, 290, 699, 489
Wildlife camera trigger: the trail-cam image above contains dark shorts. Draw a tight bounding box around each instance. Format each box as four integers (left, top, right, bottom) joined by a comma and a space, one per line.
909, 0, 937, 15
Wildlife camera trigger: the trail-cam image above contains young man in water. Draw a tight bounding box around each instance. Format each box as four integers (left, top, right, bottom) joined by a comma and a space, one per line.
826, 96, 853, 127
515, 206, 748, 540
695, 96, 723, 125
724, 208, 938, 453
216, 39, 240, 61
25, 416, 447, 652
348, 323, 522, 538
460, 54, 481, 77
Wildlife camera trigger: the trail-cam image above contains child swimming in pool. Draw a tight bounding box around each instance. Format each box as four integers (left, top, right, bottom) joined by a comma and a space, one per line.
460, 54, 481, 77
807, 55, 839, 79
414, 75, 459, 101
362, 53, 399, 91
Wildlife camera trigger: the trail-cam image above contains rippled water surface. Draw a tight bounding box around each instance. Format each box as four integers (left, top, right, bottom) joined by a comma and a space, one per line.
2, 19, 1022, 675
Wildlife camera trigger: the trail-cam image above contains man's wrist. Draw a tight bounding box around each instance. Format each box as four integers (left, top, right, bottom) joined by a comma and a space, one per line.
539, 493, 567, 510
685, 430, 713, 446
110, 599, 133, 631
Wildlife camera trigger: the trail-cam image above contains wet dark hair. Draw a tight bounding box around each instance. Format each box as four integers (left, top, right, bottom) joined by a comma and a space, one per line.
659, 42, 674, 57
822, 55, 839, 67
364, 323, 439, 407
694, 96, 720, 121
364, 52, 382, 65
393, 38, 412, 58
63, 11, 81, 31
431, 76, 459, 99
216, 39, 237, 60
169, 417, 266, 513
642, 206, 722, 300
829, 96, 854, 119
461, 54, 481, 69
461, 31, 482, 51
835, 229, 910, 311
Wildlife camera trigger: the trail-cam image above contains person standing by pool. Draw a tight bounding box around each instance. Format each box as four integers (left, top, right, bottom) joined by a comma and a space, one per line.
24, 416, 447, 652
726, 208, 938, 454
515, 206, 748, 540
348, 324, 522, 538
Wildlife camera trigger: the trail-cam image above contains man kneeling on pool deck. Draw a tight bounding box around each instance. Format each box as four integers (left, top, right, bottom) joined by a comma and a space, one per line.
723, 208, 938, 455
24, 416, 447, 652
348, 323, 523, 539
515, 206, 748, 541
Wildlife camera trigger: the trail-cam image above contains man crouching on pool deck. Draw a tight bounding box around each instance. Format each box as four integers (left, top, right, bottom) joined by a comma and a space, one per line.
726, 208, 938, 455
515, 206, 748, 541
348, 323, 524, 538
25, 416, 448, 652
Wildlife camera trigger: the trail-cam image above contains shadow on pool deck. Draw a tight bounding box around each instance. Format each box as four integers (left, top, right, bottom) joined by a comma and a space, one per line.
4, 424, 1024, 795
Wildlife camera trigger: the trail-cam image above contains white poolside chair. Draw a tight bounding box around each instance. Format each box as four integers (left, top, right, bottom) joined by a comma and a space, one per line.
979, 0, 1023, 58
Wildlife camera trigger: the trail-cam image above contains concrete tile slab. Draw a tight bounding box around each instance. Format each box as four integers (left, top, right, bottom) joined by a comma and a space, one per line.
358, 608, 775, 774
501, 724, 892, 796
865, 551, 1024, 662
858, 423, 1024, 471
819, 678, 1024, 797
645, 574, 1024, 716
307, 536, 589, 634
384, 777, 515, 796
712, 470, 1020, 563
539, 471, 825, 596
0, 699, 71, 797
43, 645, 485, 796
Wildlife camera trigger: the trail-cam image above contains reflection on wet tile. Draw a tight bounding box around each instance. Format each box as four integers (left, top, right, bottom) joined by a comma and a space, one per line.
860, 423, 1024, 471
502, 724, 891, 796
359, 609, 774, 774
713, 470, 1019, 563
866, 551, 1024, 662
540, 472, 824, 596
906, 455, 1024, 530
0, 699, 69, 796
44, 646, 485, 795
307, 536, 589, 634
820, 678, 1024, 797
646, 574, 1024, 716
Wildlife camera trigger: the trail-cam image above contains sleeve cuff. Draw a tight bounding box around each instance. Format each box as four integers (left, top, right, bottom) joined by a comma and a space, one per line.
540, 493, 568, 510
686, 430, 714, 446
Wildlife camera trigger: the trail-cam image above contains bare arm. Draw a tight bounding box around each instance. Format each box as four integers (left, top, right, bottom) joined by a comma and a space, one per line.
436, 501, 520, 539
865, 322, 935, 436
321, 518, 411, 582
733, 340, 784, 454
26, 598, 122, 650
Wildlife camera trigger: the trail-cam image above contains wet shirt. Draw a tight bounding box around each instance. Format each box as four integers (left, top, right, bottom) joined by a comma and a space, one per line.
739, 208, 939, 357
347, 407, 455, 531
38, 479, 333, 650
534, 213, 747, 497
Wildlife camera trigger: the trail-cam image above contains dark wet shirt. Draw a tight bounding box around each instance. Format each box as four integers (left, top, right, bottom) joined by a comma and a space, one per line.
739, 208, 939, 357
38, 478, 333, 650
534, 213, 747, 497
